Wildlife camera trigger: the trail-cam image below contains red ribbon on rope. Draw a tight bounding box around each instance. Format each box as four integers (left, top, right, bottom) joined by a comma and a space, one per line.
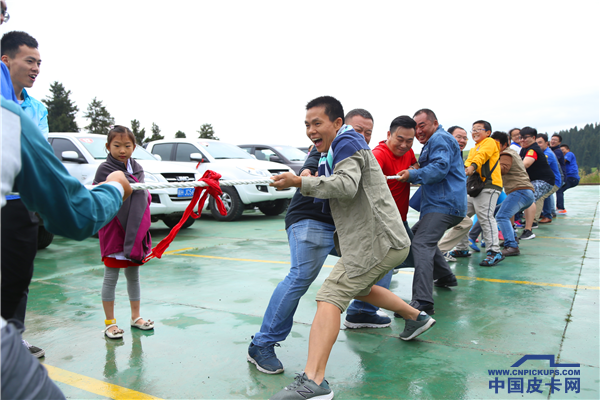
142, 170, 227, 263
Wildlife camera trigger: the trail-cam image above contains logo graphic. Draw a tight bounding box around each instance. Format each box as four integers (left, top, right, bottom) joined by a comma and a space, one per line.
511, 355, 580, 368
488, 355, 580, 395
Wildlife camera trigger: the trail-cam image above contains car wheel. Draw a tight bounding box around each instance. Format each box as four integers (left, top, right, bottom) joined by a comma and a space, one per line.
162, 214, 196, 229
209, 186, 244, 221
258, 199, 289, 216
37, 225, 54, 249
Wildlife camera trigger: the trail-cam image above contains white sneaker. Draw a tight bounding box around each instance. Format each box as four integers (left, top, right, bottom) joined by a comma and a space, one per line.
443, 252, 457, 262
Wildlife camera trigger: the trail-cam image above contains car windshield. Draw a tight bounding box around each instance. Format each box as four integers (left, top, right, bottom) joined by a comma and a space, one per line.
196, 141, 254, 160
77, 137, 157, 160
272, 145, 307, 161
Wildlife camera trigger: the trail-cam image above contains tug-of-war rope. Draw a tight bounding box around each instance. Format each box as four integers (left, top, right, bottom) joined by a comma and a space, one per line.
94, 170, 404, 264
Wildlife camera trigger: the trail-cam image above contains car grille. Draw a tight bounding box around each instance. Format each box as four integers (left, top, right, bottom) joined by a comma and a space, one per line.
268, 169, 289, 176
161, 173, 196, 182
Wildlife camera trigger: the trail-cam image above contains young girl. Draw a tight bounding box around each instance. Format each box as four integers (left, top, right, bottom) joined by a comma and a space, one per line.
94, 126, 154, 339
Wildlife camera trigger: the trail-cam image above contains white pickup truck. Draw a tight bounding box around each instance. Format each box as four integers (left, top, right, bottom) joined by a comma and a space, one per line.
46, 133, 202, 243
145, 139, 296, 221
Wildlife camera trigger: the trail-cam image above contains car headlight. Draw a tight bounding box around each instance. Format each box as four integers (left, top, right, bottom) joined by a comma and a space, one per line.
144, 173, 167, 183
236, 166, 271, 177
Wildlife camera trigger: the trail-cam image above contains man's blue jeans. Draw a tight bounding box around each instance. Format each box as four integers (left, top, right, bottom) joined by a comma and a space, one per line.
252, 219, 335, 347
346, 220, 413, 316
556, 176, 579, 210
542, 193, 556, 219
495, 189, 534, 249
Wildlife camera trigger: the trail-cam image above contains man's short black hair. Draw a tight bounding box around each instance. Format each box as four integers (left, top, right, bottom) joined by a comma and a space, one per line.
345, 108, 373, 124
448, 126, 466, 135
520, 126, 537, 138
306, 96, 344, 123
413, 108, 437, 122
536, 133, 549, 142
491, 131, 509, 147
390, 116, 416, 133
1, 31, 39, 58
560, 144, 570, 151
473, 120, 492, 132
552, 134, 563, 142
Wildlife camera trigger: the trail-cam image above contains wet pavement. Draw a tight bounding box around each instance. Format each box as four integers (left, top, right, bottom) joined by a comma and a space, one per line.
24, 186, 600, 399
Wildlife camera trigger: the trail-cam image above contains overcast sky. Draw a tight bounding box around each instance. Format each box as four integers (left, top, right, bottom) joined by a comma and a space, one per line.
5, 0, 599, 152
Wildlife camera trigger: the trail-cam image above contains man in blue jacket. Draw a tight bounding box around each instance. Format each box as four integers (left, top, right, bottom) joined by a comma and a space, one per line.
397, 109, 467, 315
535, 134, 561, 224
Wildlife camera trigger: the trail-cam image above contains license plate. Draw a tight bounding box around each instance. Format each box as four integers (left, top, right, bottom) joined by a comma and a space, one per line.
177, 188, 195, 197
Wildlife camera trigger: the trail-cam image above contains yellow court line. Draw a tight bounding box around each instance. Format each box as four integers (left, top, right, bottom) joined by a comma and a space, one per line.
44, 364, 163, 400
170, 252, 600, 290
536, 236, 600, 241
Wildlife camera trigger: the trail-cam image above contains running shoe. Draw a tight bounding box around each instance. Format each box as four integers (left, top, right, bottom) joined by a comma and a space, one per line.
22, 340, 45, 358
514, 220, 524, 228
270, 373, 333, 400
443, 251, 456, 262
247, 340, 284, 374
519, 229, 536, 240
344, 312, 391, 329
468, 238, 481, 252
531, 222, 539, 229
557, 209, 567, 215
399, 312, 436, 341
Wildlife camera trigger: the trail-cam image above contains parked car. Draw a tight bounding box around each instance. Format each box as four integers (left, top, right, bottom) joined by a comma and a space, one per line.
145, 139, 295, 221
238, 144, 307, 174
45, 133, 202, 248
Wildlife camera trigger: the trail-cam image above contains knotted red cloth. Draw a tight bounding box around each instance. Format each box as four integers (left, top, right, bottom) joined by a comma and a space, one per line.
142, 170, 227, 263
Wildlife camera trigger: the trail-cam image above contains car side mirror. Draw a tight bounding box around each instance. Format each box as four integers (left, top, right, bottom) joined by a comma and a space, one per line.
62, 151, 86, 163
190, 152, 206, 162
153, 154, 162, 161
269, 155, 283, 163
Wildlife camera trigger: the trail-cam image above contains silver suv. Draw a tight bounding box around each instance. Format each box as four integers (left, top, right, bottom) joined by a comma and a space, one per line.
145, 139, 295, 221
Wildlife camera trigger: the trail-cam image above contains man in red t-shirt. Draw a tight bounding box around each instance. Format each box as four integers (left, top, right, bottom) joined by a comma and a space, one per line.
372, 116, 419, 220
344, 115, 419, 328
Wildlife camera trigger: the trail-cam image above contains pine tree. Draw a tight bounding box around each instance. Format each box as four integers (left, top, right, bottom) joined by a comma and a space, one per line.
83, 97, 114, 135
197, 123, 218, 140
42, 81, 79, 132
144, 122, 165, 143
175, 130, 186, 138
131, 119, 146, 145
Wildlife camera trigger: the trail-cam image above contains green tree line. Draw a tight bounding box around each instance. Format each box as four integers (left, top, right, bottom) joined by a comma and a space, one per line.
552, 123, 599, 173
43, 80, 216, 145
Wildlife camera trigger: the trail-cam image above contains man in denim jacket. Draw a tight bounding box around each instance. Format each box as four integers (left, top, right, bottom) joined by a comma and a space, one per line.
397, 109, 467, 315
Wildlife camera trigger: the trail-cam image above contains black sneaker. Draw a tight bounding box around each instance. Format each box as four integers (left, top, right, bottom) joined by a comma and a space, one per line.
434, 273, 458, 288
344, 312, 391, 329
247, 340, 284, 374
519, 229, 536, 240
22, 340, 45, 358
531, 222, 539, 229
394, 300, 435, 318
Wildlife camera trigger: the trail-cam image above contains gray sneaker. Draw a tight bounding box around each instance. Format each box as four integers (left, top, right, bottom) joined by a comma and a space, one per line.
270, 373, 333, 400
399, 313, 436, 341
22, 340, 45, 358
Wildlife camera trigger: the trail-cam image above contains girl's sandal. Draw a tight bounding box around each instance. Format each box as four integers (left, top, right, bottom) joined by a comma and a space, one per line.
131, 317, 154, 331
104, 319, 124, 339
